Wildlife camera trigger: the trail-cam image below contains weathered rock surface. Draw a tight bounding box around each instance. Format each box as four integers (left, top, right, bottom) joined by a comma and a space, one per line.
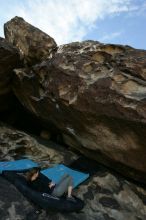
0, 37, 20, 112
12, 40, 146, 183
0, 123, 78, 166
4, 16, 57, 66
0, 125, 146, 220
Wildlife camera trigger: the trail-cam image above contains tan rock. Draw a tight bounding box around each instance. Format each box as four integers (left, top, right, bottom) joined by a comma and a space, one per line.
4, 17, 57, 65
40, 130, 51, 140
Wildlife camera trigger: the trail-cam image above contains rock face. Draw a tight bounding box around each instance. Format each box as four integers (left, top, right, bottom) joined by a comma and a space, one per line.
0, 123, 77, 166
1, 125, 146, 220
2, 17, 146, 184
4, 16, 57, 66
12, 40, 146, 183
0, 37, 20, 112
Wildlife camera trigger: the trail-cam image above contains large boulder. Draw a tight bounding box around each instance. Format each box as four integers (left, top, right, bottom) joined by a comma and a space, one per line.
0, 37, 20, 112
12, 40, 146, 183
4, 17, 57, 66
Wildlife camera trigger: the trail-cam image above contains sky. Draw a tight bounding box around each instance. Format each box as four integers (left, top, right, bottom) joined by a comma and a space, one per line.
0, 0, 146, 49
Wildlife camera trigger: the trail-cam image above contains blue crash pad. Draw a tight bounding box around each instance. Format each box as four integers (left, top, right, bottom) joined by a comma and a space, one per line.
41, 164, 89, 188
0, 159, 38, 174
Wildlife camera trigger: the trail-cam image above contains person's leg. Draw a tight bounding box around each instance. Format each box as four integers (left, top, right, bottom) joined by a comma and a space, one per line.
67, 186, 73, 197
52, 175, 73, 197
56, 174, 70, 184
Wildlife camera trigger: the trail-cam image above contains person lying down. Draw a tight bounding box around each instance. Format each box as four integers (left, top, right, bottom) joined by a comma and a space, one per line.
26, 167, 76, 202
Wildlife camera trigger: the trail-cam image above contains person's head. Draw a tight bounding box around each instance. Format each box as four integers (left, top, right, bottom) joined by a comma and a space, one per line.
26, 167, 40, 181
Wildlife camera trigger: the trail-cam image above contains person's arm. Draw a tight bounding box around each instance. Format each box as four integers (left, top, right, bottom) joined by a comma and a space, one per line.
39, 173, 55, 188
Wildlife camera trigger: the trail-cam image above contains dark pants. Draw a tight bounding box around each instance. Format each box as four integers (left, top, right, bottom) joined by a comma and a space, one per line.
52, 174, 73, 197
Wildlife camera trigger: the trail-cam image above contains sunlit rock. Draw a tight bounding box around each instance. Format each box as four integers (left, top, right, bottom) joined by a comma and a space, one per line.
4, 17, 57, 65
